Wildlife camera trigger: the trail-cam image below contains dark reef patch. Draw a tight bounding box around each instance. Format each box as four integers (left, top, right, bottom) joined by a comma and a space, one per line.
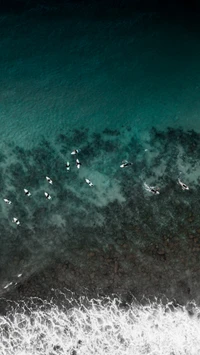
1, 126, 200, 305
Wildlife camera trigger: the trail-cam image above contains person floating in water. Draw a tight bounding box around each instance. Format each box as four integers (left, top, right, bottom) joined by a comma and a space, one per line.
71, 149, 81, 155
85, 178, 94, 187
178, 178, 189, 190
46, 176, 53, 184
4, 198, 12, 204
76, 159, 81, 169
66, 162, 70, 171
144, 182, 160, 194
44, 192, 51, 199
120, 160, 133, 168
24, 188, 31, 196
12, 217, 20, 225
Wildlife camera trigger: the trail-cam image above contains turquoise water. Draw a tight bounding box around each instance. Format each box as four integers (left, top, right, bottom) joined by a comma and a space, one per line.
1, 0, 200, 331
1, 10, 200, 148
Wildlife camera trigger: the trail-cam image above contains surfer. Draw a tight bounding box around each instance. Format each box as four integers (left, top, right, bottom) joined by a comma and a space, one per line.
3, 198, 12, 204
66, 162, 70, 171
120, 160, 133, 168
4, 282, 13, 289
85, 178, 94, 187
44, 192, 51, 199
144, 182, 160, 195
76, 159, 81, 169
46, 176, 53, 184
12, 217, 20, 225
24, 188, 31, 196
71, 149, 81, 155
150, 187, 160, 194
178, 178, 189, 190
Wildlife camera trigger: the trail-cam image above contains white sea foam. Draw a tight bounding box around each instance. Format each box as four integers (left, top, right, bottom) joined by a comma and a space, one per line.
0, 295, 200, 355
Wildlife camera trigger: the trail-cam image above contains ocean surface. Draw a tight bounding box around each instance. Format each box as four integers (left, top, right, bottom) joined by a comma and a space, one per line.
1, 2, 200, 353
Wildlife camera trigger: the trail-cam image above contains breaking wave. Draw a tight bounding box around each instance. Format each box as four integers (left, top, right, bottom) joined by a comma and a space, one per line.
0, 294, 200, 355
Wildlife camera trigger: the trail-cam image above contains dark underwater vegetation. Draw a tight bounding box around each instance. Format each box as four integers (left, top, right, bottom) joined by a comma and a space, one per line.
1, 125, 200, 305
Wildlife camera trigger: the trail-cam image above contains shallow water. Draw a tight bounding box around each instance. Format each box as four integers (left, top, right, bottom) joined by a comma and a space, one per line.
1, 126, 200, 296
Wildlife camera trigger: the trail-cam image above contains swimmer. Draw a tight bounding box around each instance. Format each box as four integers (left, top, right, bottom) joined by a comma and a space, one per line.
178, 178, 189, 190
44, 192, 51, 200
71, 149, 81, 155
144, 182, 160, 195
76, 159, 81, 169
12, 217, 20, 225
66, 162, 70, 171
85, 178, 94, 187
46, 176, 53, 184
3, 198, 12, 204
24, 188, 31, 196
120, 160, 133, 168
